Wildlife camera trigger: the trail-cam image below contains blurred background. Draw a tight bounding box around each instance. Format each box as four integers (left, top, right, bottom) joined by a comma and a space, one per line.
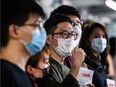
36, 0, 116, 38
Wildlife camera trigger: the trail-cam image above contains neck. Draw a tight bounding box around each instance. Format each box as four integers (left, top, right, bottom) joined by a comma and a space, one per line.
1, 42, 30, 71
50, 47, 64, 64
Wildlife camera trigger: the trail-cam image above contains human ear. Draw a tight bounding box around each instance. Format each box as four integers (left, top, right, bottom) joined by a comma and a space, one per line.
9, 24, 20, 39
26, 65, 35, 74
46, 34, 53, 45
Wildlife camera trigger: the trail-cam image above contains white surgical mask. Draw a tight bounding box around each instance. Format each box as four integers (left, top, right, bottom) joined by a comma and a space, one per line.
91, 38, 107, 53
73, 26, 82, 48
51, 37, 75, 58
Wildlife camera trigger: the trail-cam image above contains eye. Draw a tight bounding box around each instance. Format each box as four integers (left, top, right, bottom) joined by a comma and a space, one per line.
94, 35, 99, 38
44, 58, 49, 63
102, 34, 106, 38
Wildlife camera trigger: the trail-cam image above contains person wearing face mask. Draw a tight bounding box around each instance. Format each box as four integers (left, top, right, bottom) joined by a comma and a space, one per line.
44, 14, 94, 87
26, 45, 53, 87
50, 5, 83, 69
1, 0, 46, 87
79, 21, 110, 87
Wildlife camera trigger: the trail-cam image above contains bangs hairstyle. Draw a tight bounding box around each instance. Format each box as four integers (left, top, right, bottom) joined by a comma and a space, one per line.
44, 14, 72, 35
81, 22, 108, 44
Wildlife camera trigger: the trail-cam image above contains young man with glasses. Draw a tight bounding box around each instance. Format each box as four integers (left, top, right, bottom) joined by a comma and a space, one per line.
50, 5, 83, 68
1, 0, 46, 87
44, 14, 86, 87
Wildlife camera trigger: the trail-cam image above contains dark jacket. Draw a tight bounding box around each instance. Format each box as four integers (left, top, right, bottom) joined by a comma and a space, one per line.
36, 58, 80, 87
86, 56, 107, 87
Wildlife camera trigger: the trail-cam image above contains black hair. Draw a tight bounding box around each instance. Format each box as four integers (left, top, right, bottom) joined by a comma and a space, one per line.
44, 14, 72, 35
1, 0, 45, 47
50, 5, 80, 19
26, 44, 50, 69
25, 44, 50, 87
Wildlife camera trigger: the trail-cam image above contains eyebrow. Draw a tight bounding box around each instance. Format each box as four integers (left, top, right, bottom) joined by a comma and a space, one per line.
93, 33, 105, 36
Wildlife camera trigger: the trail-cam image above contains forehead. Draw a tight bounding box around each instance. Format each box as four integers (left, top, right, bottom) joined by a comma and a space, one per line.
54, 22, 73, 33
68, 15, 80, 22
41, 52, 49, 59
90, 28, 105, 37
38, 53, 49, 63
24, 13, 42, 24
92, 28, 105, 34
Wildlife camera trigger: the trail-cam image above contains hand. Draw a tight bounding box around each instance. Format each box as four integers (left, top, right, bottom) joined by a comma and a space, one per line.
70, 48, 86, 78
86, 84, 94, 87
72, 48, 85, 67
82, 63, 88, 68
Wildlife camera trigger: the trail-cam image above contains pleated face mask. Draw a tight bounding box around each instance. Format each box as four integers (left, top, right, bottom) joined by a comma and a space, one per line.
51, 37, 75, 58
91, 38, 107, 53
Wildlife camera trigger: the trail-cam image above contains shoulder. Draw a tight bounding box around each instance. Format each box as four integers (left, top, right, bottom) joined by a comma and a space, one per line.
1, 59, 32, 87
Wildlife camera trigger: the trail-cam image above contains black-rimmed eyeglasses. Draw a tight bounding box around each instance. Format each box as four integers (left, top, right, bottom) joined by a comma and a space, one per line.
21, 21, 43, 29
51, 30, 78, 40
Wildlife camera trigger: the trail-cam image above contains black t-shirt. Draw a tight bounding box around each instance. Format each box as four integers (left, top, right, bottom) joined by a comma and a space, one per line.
1, 59, 32, 87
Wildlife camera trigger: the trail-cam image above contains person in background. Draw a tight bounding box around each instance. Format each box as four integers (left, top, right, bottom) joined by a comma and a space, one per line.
1, 0, 46, 87
79, 21, 109, 87
82, 20, 115, 79
26, 45, 53, 87
50, 5, 83, 68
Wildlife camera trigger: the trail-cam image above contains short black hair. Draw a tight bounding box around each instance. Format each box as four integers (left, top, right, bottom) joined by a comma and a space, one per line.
44, 14, 72, 35
1, 0, 45, 47
50, 5, 80, 19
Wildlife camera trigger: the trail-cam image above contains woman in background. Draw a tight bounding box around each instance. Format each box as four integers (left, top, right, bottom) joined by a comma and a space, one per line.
26, 45, 53, 87
79, 22, 109, 87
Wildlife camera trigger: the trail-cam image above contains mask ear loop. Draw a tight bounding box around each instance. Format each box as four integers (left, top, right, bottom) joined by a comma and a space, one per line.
48, 34, 59, 48
19, 39, 27, 46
